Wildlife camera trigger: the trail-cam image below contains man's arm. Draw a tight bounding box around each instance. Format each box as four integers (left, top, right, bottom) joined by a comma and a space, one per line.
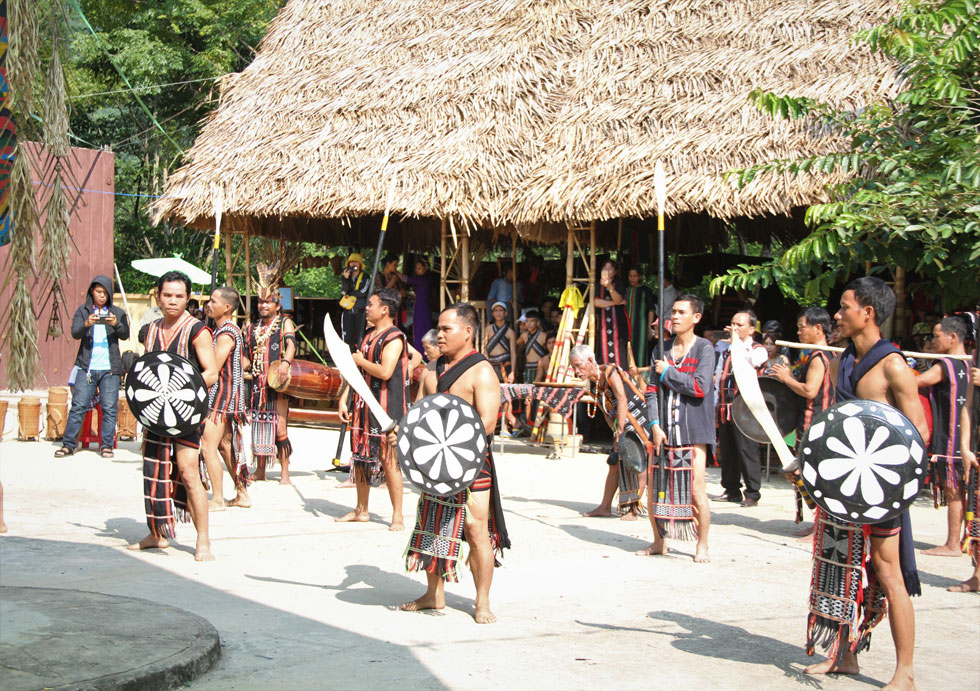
213, 332, 236, 370
193, 329, 219, 388
960, 374, 977, 469
71, 306, 91, 340
405, 343, 423, 372
772, 356, 825, 400
607, 369, 629, 449
748, 343, 768, 369
471, 364, 502, 436
353, 338, 403, 380
113, 309, 131, 340
884, 354, 929, 441
282, 319, 297, 362
415, 364, 436, 402
915, 362, 944, 388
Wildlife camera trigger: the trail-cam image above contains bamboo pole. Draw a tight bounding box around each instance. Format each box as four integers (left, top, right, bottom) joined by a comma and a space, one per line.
566, 225, 574, 289
440, 217, 447, 311
224, 232, 233, 289
774, 340, 972, 361
461, 233, 470, 302
244, 225, 251, 315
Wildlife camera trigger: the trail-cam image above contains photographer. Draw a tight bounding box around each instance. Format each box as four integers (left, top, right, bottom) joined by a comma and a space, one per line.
55, 275, 130, 458
340, 253, 373, 348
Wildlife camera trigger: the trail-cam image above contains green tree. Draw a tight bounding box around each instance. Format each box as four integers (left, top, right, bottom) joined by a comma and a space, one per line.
66, 0, 284, 291
711, 0, 980, 310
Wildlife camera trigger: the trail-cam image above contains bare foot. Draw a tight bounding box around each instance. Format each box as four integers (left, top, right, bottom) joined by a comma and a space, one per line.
620, 510, 639, 522
636, 541, 667, 556
583, 506, 614, 517
947, 576, 980, 592
694, 547, 711, 563
253, 469, 267, 482
389, 518, 405, 531
401, 593, 445, 612
336, 510, 369, 523
279, 477, 293, 486
881, 670, 916, 690
0, 521, 7, 534
227, 493, 251, 508
337, 477, 356, 488
128, 534, 169, 551
922, 544, 962, 557
195, 542, 216, 562
804, 656, 859, 676
474, 605, 497, 624
208, 499, 226, 512
792, 524, 814, 538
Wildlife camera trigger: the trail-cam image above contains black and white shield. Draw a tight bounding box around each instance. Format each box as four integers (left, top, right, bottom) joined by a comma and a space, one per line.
125, 352, 209, 437
397, 394, 486, 497
798, 399, 926, 524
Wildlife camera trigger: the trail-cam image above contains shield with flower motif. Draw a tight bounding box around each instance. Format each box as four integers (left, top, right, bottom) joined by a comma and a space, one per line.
798, 399, 926, 524
397, 394, 486, 497
125, 352, 209, 437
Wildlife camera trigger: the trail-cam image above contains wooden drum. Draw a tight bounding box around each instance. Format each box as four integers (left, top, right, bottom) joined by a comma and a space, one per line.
116, 392, 139, 440
267, 359, 343, 401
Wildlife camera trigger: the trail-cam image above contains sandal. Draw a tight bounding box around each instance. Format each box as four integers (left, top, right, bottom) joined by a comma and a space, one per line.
100, 448, 114, 459
54, 447, 74, 458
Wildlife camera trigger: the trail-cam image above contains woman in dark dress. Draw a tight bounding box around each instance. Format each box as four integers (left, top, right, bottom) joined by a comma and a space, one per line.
595, 260, 630, 367
403, 258, 433, 355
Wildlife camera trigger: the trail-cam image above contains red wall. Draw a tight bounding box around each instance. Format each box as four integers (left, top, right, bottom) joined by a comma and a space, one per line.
0, 143, 115, 390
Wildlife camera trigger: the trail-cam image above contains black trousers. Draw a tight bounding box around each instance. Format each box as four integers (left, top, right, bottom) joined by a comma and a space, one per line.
717, 419, 761, 500
341, 308, 366, 350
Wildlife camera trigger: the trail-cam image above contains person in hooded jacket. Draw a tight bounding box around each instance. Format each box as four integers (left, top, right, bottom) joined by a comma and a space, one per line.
55, 275, 130, 458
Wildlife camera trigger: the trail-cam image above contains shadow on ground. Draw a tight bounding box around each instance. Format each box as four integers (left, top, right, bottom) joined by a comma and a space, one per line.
0, 536, 446, 688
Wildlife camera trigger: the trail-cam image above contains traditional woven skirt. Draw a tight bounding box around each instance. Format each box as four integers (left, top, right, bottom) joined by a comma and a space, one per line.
616, 457, 640, 515
806, 510, 887, 662
250, 408, 277, 464
930, 453, 964, 506
651, 445, 697, 540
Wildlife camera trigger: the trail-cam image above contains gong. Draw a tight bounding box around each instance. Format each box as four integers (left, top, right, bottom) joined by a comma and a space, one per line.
126, 352, 209, 437
798, 399, 926, 524
618, 431, 648, 473
397, 393, 487, 497
732, 376, 802, 444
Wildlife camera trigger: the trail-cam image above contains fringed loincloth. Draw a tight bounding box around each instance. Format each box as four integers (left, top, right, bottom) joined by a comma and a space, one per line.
806, 510, 887, 662
251, 408, 278, 464
651, 445, 697, 541
142, 432, 199, 540
930, 453, 964, 506
614, 454, 640, 515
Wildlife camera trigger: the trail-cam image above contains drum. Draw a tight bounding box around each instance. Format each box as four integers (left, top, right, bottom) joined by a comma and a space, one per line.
125, 352, 209, 437
732, 376, 801, 444
397, 393, 487, 497
267, 359, 343, 401
798, 399, 927, 524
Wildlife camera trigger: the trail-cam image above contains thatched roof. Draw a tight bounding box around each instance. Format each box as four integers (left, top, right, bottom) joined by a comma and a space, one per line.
153, 0, 901, 245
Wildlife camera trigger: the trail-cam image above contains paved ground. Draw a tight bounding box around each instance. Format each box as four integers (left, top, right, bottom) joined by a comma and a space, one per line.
1, 426, 977, 690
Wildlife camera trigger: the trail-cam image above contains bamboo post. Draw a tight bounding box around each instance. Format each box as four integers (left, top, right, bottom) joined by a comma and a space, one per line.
566, 225, 574, 289
243, 226, 251, 315
224, 233, 233, 288
440, 217, 447, 311
512, 232, 519, 320
461, 233, 470, 302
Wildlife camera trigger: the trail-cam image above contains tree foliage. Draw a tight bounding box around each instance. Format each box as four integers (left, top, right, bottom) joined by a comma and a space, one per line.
710, 0, 980, 310
66, 0, 284, 291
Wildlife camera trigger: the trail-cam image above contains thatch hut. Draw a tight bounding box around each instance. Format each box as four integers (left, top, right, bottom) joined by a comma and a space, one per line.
153, 0, 901, 305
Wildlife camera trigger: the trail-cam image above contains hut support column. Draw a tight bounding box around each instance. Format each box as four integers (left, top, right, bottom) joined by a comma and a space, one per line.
224, 233, 233, 288
564, 221, 596, 302
243, 226, 251, 315
460, 234, 470, 302
512, 233, 519, 320
440, 218, 447, 311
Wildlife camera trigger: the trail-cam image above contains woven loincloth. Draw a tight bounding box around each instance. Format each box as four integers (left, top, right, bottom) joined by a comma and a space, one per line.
651, 445, 697, 541
250, 409, 277, 464
500, 383, 586, 419
930, 453, 964, 506
806, 510, 888, 662
142, 432, 200, 539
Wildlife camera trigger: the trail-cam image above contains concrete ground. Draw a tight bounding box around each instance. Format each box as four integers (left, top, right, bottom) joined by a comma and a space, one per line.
1, 425, 977, 690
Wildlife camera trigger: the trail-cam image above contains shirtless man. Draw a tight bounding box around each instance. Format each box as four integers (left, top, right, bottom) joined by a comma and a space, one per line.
401, 303, 509, 623
518, 310, 548, 431
202, 287, 250, 511
486, 302, 519, 434
914, 316, 969, 556
949, 363, 979, 593
804, 277, 927, 690
130, 271, 218, 561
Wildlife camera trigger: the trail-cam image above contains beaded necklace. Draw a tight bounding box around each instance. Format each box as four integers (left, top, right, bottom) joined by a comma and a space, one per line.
251, 315, 281, 375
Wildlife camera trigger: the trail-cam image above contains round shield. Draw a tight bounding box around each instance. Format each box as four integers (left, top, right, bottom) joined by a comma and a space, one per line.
732, 376, 802, 444
619, 431, 648, 473
798, 399, 926, 524
125, 352, 209, 437
397, 393, 487, 497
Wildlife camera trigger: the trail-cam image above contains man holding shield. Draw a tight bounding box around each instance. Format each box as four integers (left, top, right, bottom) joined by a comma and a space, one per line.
400, 303, 510, 624
803, 277, 927, 691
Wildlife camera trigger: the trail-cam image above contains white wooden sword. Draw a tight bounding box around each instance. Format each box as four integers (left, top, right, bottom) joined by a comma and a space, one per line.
323, 314, 397, 432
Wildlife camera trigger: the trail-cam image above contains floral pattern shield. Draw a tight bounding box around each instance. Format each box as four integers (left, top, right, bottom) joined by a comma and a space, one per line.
125, 352, 209, 437
397, 394, 486, 497
798, 399, 926, 524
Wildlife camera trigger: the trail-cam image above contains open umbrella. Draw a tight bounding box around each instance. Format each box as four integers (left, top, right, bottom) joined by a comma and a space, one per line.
131, 255, 212, 285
